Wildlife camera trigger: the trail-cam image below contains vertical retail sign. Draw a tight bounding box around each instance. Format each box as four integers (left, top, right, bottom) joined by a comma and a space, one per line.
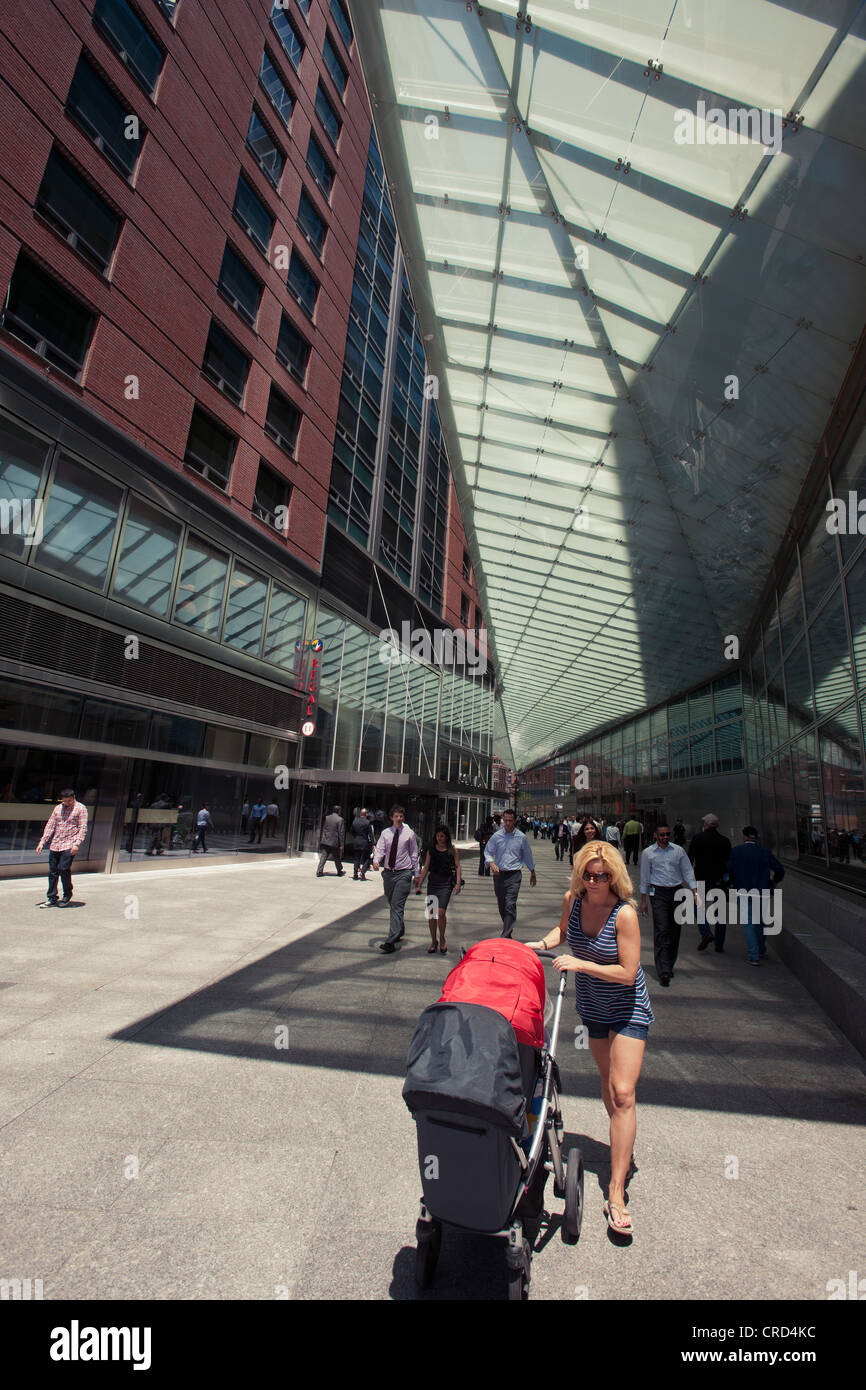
297, 637, 323, 737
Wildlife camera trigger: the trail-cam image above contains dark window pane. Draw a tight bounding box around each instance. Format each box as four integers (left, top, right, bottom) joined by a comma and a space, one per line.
80, 697, 149, 746
259, 50, 294, 129
0, 415, 51, 560
217, 243, 262, 326
286, 249, 318, 317
315, 82, 341, 147
322, 33, 346, 95
275, 315, 310, 386
112, 495, 181, 616
809, 587, 854, 719
264, 585, 306, 670
93, 0, 164, 94
270, 2, 304, 71
66, 56, 143, 177
306, 137, 333, 199
35, 452, 123, 590
183, 405, 235, 488
246, 109, 283, 187
800, 515, 840, 618
264, 383, 300, 453
224, 562, 267, 654
0, 680, 82, 738
295, 0, 310, 16
155, 0, 177, 19
330, 0, 352, 50
253, 462, 290, 531
36, 149, 121, 271
149, 712, 204, 757
2, 256, 95, 379
202, 320, 249, 404
233, 173, 273, 255
173, 534, 228, 637
297, 190, 326, 257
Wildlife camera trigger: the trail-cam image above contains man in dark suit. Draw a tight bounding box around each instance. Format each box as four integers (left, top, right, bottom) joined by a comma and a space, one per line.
688, 814, 732, 952
316, 805, 345, 877
351, 808, 375, 881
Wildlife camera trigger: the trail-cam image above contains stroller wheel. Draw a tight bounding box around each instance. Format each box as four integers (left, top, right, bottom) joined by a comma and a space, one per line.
506, 1237, 531, 1301
414, 1221, 441, 1289
564, 1148, 585, 1240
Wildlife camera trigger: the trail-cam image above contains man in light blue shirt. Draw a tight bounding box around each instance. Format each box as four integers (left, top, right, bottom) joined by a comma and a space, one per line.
485, 808, 536, 937
639, 823, 698, 986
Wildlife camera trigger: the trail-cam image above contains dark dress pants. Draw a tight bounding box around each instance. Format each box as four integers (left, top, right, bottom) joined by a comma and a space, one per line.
382, 868, 412, 943
650, 885, 681, 979
47, 849, 74, 902
478, 845, 489, 876
493, 869, 522, 937
317, 843, 343, 873
353, 846, 371, 877
624, 835, 640, 865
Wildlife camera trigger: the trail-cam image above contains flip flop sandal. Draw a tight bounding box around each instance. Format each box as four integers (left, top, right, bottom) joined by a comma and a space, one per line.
603, 1199, 633, 1234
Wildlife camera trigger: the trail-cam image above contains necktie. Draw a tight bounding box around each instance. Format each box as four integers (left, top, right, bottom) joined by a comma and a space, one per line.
388, 826, 401, 869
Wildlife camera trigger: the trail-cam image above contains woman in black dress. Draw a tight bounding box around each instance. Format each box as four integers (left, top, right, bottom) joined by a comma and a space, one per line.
416, 825, 461, 954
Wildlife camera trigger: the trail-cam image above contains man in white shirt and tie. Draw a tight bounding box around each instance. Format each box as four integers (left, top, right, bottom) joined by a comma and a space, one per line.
372, 805, 419, 953
639, 823, 699, 986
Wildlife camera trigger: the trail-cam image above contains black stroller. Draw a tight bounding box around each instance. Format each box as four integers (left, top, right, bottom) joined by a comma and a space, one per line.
403, 939, 584, 1299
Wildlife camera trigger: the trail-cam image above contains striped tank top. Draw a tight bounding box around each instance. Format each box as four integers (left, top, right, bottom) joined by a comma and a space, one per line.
566, 896, 654, 1029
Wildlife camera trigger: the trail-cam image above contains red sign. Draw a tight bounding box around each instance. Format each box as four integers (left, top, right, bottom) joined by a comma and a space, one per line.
302, 653, 319, 735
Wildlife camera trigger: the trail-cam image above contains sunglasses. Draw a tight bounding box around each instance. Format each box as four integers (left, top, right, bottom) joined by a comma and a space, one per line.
582, 871, 611, 883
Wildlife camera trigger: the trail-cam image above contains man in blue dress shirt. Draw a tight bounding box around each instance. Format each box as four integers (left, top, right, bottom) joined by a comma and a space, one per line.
484, 808, 537, 937
639, 823, 698, 986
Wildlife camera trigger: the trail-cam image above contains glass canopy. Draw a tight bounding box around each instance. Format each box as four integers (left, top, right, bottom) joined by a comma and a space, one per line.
347, 0, 866, 767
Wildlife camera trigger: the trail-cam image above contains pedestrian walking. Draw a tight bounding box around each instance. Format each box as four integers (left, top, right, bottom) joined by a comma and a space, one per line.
639, 824, 699, 986
265, 801, 280, 838
416, 825, 461, 954
727, 827, 785, 965
240, 800, 249, 833
247, 799, 267, 844
484, 808, 536, 937
573, 816, 601, 854
554, 819, 570, 861
687, 813, 732, 952
622, 815, 642, 866
35, 788, 88, 908
672, 818, 686, 847
474, 814, 493, 875
372, 805, 419, 952
604, 820, 623, 852
526, 841, 652, 1235
350, 808, 375, 880
316, 804, 346, 876
193, 804, 213, 853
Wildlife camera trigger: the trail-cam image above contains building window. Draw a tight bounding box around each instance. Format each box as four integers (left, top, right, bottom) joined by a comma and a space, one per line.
201, 320, 249, 405
315, 82, 341, 147
224, 561, 268, 653
462, 548, 470, 582
294, 0, 311, 17
93, 0, 165, 95
275, 315, 310, 386
35, 452, 123, 591
286, 248, 318, 318
270, 2, 304, 73
174, 533, 228, 636
306, 136, 333, 200
246, 108, 283, 188
183, 405, 235, 488
232, 172, 273, 256
112, 495, 181, 616
253, 460, 290, 532
259, 49, 293, 130
155, 0, 178, 19
474, 606, 481, 634
460, 591, 469, 626
217, 243, 262, 327
322, 33, 347, 96
2, 255, 95, 380
264, 382, 300, 454
65, 56, 144, 178
36, 148, 121, 273
296, 190, 326, 258
330, 0, 352, 50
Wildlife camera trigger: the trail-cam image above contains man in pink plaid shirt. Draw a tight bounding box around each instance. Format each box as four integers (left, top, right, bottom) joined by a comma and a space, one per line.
35, 789, 88, 908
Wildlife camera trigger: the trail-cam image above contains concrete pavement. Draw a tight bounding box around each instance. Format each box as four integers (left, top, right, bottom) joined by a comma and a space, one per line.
0, 842, 864, 1300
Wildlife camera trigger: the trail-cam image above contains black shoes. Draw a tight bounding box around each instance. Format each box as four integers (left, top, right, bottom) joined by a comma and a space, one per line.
697, 935, 713, 951
659, 975, 671, 987
315, 872, 323, 878
58, 898, 72, 908
378, 941, 396, 954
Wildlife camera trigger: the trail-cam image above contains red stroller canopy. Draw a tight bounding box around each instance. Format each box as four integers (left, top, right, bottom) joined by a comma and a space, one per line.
438, 938, 547, 1049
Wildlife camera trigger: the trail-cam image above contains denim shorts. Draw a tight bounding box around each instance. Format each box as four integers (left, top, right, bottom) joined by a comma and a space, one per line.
585, 1020, 649, 1041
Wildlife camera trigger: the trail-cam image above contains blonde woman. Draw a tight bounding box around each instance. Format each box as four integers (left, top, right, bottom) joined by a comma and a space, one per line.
526, 841, 653, 1235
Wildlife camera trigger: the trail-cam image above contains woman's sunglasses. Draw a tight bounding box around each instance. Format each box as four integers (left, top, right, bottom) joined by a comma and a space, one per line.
582, 871, 611, 883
